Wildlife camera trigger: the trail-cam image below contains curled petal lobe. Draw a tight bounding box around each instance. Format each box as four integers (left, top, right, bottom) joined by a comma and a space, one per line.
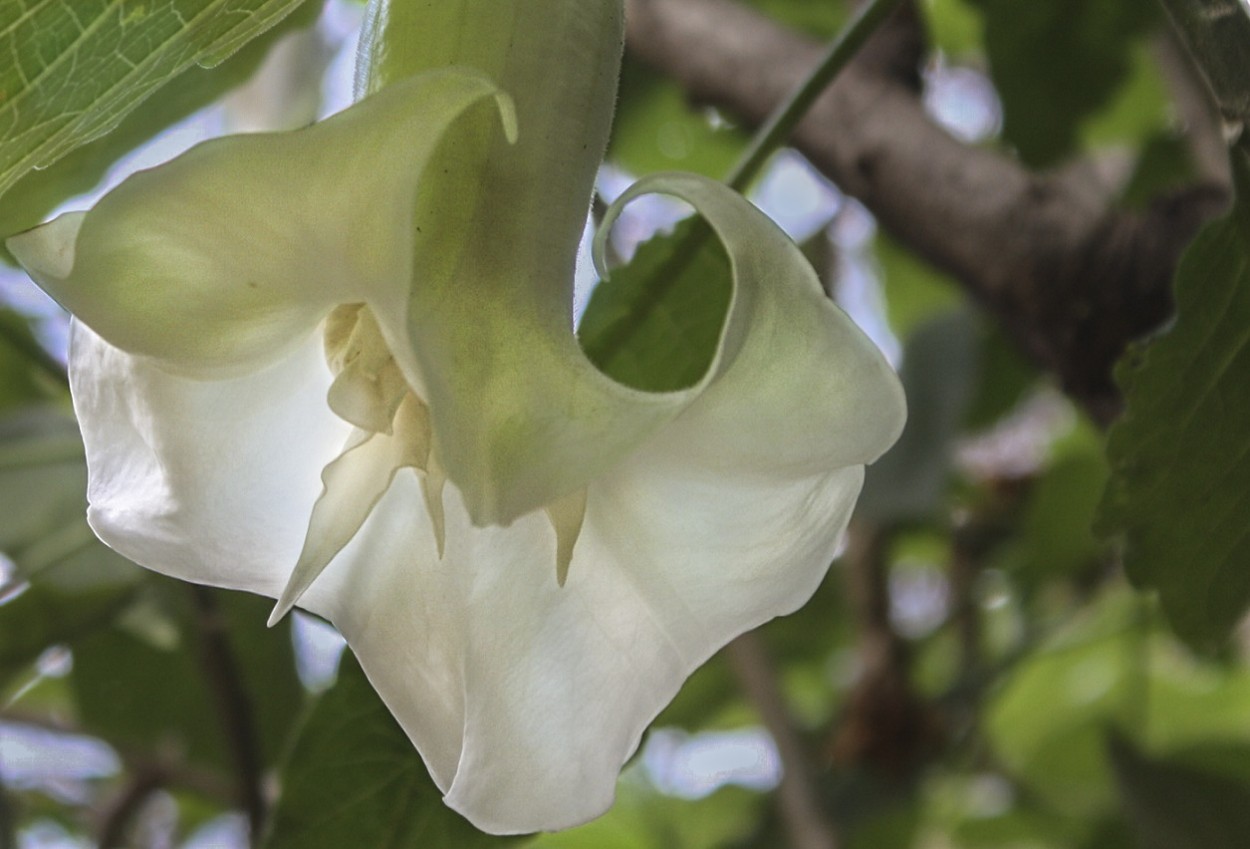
594, 172, 907, 474
7, 70, 516, 378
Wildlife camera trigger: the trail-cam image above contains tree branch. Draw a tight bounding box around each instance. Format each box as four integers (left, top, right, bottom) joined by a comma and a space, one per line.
725, 633, 840, 849
1152, 28, 1230, 184
830, 523, 939, 777
96, 766, 167, 849
623, 0, 1228, 425
1158, 0, 1250, 129
189, 587, 266, 843
0, 709, 237, 804
0, 778, 16, 849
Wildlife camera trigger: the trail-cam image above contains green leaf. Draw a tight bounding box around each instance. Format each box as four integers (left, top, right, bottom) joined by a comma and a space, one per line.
0, 0, 323, 254
71, 583, 303, 771
961, 326, 1036, 429
1097, 183, 1250, 649
0, 409, 143, 688
989, 587, 1250, 819
1108, 733, 1250, 849
263, 652, 525, 849
0, 0, 310, 199
609, 61, 746, 180
579, 218, 732, 392
530, 777, 760, 849
1119, 132, 1200, 211
0, 575, 135, 688
1011, 425, 1110, 587
0, 310, 62, 410
1078, 40, 1169, 151
968, 0, 1157, 166
0, 409, 137, 584
745, 0, 848, 40
857, 310, 979, 523
919, 0, 985, 59
874, 233, 964, 342
607, 0, 847, 180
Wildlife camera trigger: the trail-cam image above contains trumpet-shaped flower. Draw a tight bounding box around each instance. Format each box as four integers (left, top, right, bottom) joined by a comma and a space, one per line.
8, 0, 905, 835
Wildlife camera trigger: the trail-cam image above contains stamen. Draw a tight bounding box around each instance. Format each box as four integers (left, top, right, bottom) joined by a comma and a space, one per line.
269, 385, 432, 626
324, 303, 409, 434
421, 433, 448, 558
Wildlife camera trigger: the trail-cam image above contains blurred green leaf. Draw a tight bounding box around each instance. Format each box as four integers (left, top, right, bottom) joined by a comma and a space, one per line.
961, 326, 1037, 430
609, 61, 746, 180
607, 0, 847, 180
919, 0, 985, 58
1119, 132, 1200, 210
0, 410, 88, 576
987, 612, 1138, 816
1165, 741, 1250, 788
875, 233, 964, 342
873, 232, 1038, 432
968, 0, 1157, 166
0, 0, 310, 200
1109, 733, 1250, 849
531, 773, 760, 849
0, 1, 322, 255
989, 589, 1250, 819
650, 653, 741, 732
1079, 40, 1170, 150
1010, 426, 1110, 586
579, 219, 732, 392
263, 652, 522, 849
844, 803, 920, 849
71, 584, 302, 770
0, 577, 134, 689
0, 408, 142, 686
746, 0, 848, 39
0, 311, 61, 409
858, 310, 979, 523
1097, 179, 1250, 649
951, 808, 1082, 849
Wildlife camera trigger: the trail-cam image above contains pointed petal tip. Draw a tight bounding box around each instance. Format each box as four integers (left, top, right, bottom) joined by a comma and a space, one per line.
493, 91, 519, 145
7, 212, 86, 284
545, 487, 588, 589
267, 597, 296, 628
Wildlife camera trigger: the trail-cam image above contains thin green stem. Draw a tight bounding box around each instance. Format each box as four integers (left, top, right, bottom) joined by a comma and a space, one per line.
584, 0, 902, 372
1121, 596, 1154, 741
725, 0, 904, 192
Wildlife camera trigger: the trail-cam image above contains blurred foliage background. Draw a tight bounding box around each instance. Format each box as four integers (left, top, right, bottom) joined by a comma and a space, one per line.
2, 0, 1249, 847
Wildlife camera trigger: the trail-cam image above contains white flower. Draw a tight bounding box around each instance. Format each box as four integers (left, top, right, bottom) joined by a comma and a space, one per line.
8, 0, 905, 835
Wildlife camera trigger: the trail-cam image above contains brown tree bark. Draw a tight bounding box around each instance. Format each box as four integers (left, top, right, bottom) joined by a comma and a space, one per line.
623, 0, 1229, 425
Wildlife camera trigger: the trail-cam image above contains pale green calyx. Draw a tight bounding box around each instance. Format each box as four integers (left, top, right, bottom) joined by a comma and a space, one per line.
6, 0, 905, 836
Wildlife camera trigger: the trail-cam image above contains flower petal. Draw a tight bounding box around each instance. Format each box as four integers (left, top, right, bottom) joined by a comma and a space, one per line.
595, 172, 908, 473
7, 70, 515, 378
68, 321, 350, 597
298, 455, 864, 834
